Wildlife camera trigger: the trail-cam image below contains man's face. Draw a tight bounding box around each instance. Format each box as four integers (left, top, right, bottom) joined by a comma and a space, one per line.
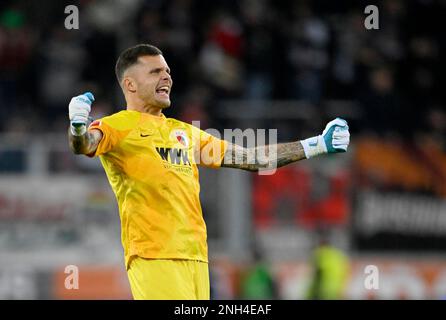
126, 55, 173, 109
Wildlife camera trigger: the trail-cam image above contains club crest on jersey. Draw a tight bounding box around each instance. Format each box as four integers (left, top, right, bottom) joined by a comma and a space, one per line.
171, 129, 189, 148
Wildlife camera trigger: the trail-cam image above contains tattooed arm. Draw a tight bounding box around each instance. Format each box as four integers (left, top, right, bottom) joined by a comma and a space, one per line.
221, 118, 351, 172
221, 141, 306, 172
68, 128, 102, 155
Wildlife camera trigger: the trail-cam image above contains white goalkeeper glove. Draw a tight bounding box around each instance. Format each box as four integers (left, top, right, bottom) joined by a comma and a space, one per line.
68, 92, 95, 136
300, 118, 350, 159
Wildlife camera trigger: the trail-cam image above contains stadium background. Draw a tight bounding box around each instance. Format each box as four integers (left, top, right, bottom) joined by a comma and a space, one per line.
0, 0, 445, 299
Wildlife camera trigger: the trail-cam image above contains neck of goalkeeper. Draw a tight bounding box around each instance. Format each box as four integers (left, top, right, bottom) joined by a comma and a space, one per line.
125, 93, 163, 117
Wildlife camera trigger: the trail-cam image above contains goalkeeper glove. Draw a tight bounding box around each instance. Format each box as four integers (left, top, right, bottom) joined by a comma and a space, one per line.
68, 92, 95, 136
300, 118, 350, 159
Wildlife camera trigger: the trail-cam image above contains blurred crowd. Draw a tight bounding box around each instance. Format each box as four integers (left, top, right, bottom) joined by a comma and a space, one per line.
0, 0, 444, 198
0, 0, 444, 144
0, 1, 444, 299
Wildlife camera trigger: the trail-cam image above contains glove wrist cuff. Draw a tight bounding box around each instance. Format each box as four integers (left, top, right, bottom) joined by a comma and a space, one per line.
70, 123, 87, 136
300, 135, 327, 159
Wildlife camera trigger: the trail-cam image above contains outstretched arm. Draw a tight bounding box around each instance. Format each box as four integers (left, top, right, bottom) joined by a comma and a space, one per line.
221, 141, 306, 172
221, 118, 350, 172
67, 92, 102, 155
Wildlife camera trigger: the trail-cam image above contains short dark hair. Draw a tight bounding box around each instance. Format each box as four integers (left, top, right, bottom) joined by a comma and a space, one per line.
115, 44, 163, 83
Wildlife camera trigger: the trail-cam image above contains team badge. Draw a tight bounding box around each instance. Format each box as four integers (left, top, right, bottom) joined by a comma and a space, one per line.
170, 129, 189, 148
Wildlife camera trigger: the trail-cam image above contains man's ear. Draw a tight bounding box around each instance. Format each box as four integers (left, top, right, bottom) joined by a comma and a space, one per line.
123, 77, 137, 93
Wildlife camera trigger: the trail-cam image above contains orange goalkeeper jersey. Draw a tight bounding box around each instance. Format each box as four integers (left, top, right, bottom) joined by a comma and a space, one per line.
88, 110, 228, 269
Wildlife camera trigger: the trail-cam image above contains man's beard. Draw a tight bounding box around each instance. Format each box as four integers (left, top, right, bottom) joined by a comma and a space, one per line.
143, 93, 171, 109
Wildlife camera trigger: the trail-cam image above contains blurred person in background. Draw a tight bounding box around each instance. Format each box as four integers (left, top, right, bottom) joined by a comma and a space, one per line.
67, 43, 350, 299
0, 7, 35, 131
240, 244, 278, 300
358, 66, 402, 136
306, 229, 349, 300
287, 2, 330, 105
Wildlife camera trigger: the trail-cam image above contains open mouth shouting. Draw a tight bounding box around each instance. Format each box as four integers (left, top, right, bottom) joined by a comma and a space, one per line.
155, 84, 170, 100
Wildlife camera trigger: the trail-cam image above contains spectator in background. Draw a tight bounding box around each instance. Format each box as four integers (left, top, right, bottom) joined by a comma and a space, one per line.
287, 2, 330, 105
136, 8, 165, 47
329, 11, 365, 100
163, 0, 195, 93
199, 10, 245, 98
0, 0, 443, 146
306, 230, 349, 300
38, 26, 86, 122
240, 0, 274, 100
0, 7, 35, 131
240, 244, 277, 300
357, 66, 402, 136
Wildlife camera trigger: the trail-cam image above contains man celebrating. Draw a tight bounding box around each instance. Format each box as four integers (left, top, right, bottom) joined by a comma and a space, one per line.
68, 44, 350, 300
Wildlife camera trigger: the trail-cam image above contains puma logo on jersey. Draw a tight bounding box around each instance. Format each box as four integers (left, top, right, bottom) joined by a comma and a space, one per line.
156, 147, 191, 166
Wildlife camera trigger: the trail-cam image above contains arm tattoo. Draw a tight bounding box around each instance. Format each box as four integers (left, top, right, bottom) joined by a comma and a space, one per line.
221, 141, 306, 172
68, 128, 102, 155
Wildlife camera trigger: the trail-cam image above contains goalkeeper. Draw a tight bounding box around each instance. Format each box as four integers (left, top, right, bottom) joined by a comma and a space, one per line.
68, 44, 350, 300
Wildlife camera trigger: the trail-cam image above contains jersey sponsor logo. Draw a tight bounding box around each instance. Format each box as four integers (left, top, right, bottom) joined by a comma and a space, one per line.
156, 147, 191, 166
170, 129, 189, 148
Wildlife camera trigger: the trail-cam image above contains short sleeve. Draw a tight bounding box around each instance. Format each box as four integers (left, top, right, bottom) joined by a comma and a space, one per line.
87, 119, 124, 157
196, 129, 228, 168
